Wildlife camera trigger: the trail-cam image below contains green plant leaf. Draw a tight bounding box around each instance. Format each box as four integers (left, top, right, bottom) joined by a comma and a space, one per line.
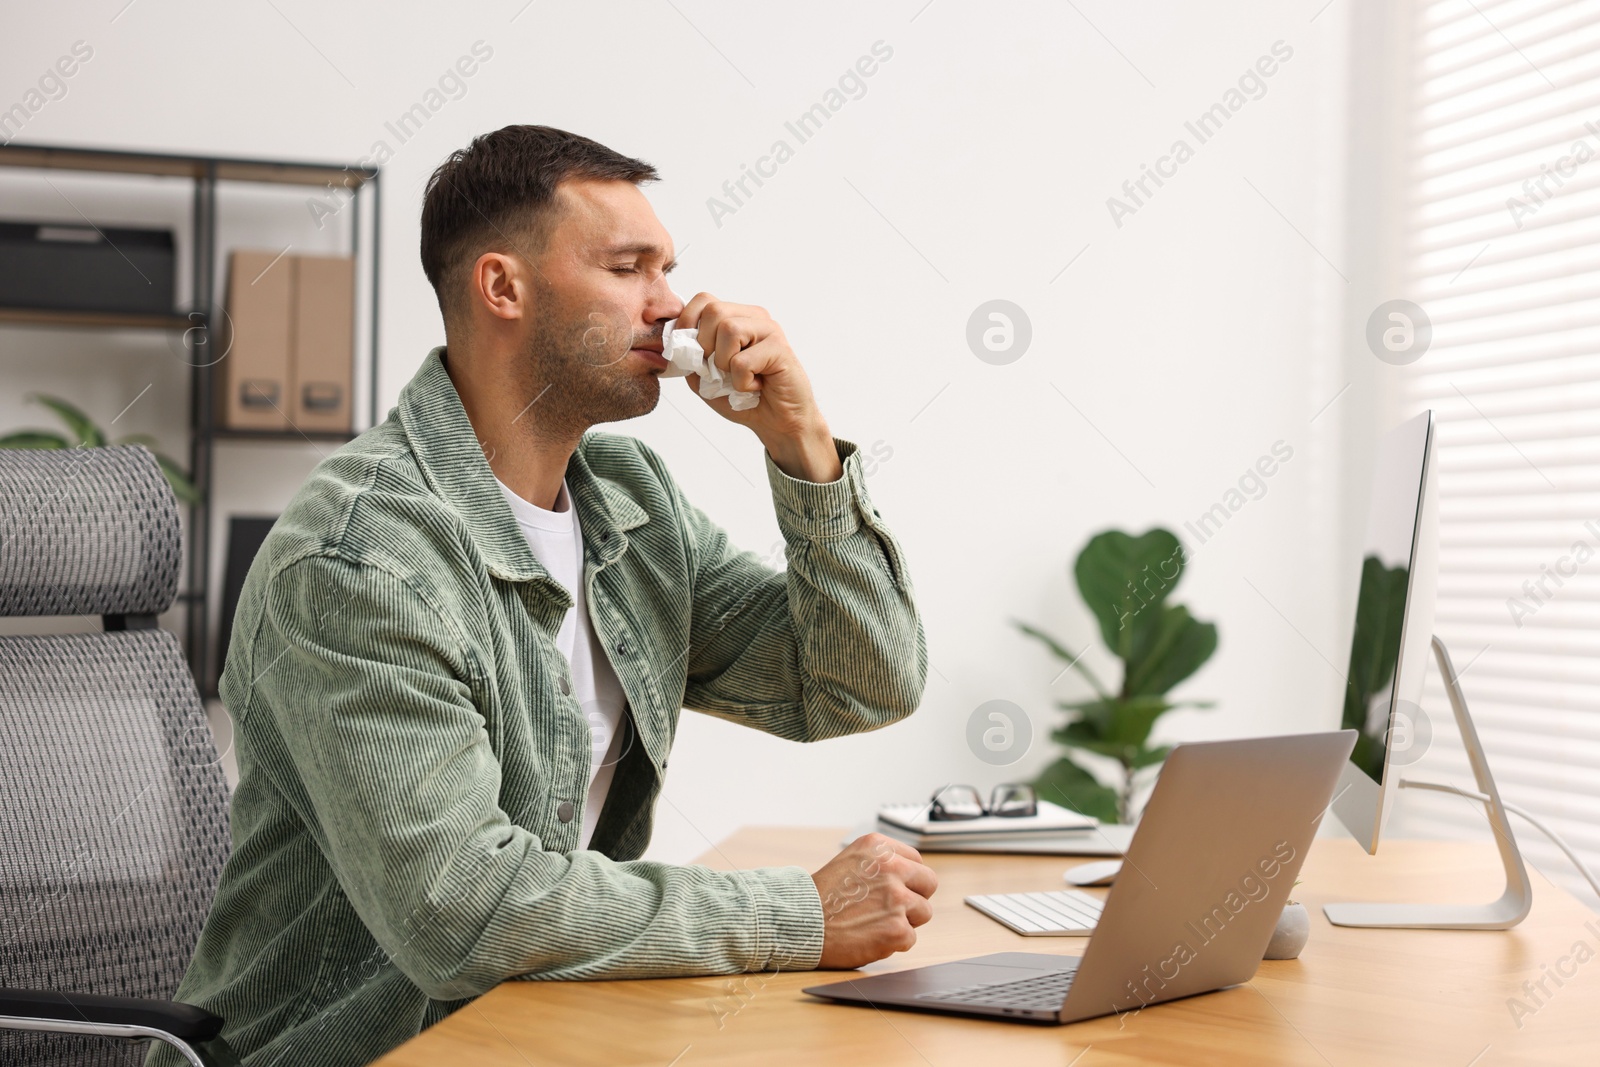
1101, 696, 1175, 748
1074, 528, 1187, 663
1050, 718, 1112, 752
27, 393, 105, 447
1052, 697, 1173, 764
1053, 696, 1120, 732
1012, 619, 1111, 699
1033, 756, 1121, 824
0, 431, 71, 449
1125, 604, 1219, 697
1129, 744, 1172, 770
115, 433, 160, 447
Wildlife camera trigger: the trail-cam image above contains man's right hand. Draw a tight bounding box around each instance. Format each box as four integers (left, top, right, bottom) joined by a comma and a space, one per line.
810, 833, 938, 969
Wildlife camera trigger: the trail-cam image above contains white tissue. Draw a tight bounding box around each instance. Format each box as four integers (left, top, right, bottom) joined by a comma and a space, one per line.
660, 318, 761, 411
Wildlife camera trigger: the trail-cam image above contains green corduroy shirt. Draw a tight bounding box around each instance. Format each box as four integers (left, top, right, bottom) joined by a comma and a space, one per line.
150, 348, 926, 1067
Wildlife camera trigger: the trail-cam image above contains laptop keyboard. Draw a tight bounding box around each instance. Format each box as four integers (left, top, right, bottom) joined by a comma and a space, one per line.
964, 889, 1105, 934
914, 967, 1078, 1010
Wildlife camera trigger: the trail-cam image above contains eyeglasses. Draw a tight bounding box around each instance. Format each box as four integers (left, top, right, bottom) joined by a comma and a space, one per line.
927, 782, 1038, 821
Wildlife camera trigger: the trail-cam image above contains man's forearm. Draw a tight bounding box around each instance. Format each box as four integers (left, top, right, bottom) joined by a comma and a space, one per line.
761, 423, 843, 483
682, 436, 927, 735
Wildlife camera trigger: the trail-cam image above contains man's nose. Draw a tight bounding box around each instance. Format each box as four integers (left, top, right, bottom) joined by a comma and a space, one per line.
658, 286, 686, 320
647, 292, 685, 328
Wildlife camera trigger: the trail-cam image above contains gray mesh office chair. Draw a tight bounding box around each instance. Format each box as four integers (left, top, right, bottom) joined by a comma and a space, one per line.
0, 445, 239, 1067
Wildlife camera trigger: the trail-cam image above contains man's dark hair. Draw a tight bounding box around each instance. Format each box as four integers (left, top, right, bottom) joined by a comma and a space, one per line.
420, 124, 659, 325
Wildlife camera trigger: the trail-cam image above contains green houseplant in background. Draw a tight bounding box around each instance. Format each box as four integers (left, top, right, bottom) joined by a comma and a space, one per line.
1014, 528, 1219, 824
0, 392, 200, 503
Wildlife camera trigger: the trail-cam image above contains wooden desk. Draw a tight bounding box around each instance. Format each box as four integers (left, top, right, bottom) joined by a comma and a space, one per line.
372, 828, 1600, 1066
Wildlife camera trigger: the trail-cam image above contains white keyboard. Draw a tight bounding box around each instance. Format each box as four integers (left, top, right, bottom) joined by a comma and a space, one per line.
965, 889, 1105, 935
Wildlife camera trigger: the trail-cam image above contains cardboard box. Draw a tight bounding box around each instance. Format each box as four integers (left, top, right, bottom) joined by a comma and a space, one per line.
218, 251, 356, 433
290, 254, 355, 433
218, 250, 293, 431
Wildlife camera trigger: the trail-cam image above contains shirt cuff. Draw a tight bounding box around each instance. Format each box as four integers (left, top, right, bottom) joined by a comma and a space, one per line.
734, 865, 826, 972
766, 436, 870, 541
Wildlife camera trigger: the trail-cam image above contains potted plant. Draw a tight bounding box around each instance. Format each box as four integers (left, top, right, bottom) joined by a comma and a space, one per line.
0, 392, 199, 503
1013, 527, 1218, 824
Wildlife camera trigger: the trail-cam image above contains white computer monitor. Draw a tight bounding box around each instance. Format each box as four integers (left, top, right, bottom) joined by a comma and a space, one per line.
1324, 410, 1531, 929
1329, 411, 1438, 853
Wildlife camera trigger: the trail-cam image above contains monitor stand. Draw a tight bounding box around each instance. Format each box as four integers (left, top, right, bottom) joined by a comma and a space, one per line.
1324, 635, 1533, 930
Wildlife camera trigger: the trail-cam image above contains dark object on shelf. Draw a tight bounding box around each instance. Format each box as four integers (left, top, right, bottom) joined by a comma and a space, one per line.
216, 515, 278, 694
0, 219, 175, 315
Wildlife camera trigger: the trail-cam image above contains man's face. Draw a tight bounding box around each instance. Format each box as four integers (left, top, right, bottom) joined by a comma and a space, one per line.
510, 178, 681, 436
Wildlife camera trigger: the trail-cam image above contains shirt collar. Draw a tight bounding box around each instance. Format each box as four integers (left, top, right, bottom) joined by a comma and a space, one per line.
495, 474, 576, 534
397, 346, 648, 585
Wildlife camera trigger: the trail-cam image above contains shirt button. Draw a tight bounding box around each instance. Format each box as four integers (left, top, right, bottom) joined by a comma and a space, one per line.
556, 801, 574, 823
617, 638, 630, 656
559, 676, 572, 695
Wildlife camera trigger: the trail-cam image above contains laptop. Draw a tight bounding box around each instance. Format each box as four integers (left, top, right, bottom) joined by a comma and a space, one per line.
803, 730, 1357, 1024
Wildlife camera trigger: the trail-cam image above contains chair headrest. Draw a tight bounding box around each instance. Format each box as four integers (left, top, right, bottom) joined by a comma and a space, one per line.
0, 444, 182, 618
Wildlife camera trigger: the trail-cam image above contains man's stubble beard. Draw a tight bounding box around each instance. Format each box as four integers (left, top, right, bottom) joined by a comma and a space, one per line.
517, 301, 660, 441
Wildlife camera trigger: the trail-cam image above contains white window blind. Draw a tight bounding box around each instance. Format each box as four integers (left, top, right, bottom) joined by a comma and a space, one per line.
1394, 0, 1600, 909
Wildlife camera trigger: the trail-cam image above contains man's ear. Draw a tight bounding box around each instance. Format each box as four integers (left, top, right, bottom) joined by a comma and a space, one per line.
472, 251, 526, 323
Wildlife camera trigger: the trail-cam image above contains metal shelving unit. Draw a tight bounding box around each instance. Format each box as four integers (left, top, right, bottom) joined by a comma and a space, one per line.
0, 142, 382, 697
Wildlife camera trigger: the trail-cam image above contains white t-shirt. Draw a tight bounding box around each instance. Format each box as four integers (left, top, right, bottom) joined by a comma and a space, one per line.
493, 474, 628, 850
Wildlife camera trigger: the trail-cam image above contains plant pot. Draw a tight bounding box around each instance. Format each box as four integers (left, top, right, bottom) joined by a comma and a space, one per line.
1264, 901, 1309, 960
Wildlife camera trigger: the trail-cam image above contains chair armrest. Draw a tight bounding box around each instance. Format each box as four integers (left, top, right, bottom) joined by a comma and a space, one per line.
0, 988, 223, 1041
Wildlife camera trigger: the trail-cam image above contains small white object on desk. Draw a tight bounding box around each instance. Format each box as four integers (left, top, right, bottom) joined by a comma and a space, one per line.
860, 820, 1132, 856
965, 889, 1105, 935
1063, 860, 1122, 887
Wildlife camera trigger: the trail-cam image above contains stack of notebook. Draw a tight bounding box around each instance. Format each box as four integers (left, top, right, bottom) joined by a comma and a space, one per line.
873, 799, 1116, 854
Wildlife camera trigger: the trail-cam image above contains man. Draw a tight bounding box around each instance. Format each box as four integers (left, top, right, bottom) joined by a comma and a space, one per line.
152, 124, 935, 1067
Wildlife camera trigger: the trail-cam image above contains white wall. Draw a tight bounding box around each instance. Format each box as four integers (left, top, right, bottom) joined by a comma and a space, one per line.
3, 1, 1369, 865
